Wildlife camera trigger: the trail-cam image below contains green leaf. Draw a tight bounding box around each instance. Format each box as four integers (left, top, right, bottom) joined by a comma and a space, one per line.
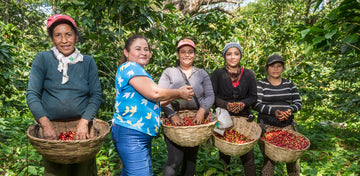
325, 29, 337, 39
313, 36, 326, 45
205, 167, 217, 175
301, 29, 311, 38
28, 166, 38, 175
303, 44, 313, 56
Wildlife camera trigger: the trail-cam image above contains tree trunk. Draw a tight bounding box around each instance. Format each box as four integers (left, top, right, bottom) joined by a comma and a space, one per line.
4, 0, 9, 24
119, 16, 121, 43
52, 0, 57, 14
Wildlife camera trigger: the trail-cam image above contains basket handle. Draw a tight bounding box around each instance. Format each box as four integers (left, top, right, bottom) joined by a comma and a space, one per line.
259, 119, 266, 135
33, 120, 44, 139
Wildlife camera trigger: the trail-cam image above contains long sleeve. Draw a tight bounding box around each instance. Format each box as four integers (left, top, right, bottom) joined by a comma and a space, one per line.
158, 68, 177, 118
26, 51, 102, 121
240, 69, 257, 107
254, 80, 277, 116
81, 57, 103, 121
289, 81, 302, 113
211, 67, 257, 116
158, 67, 214, 117
254, 78, 301, 127
211, 69, 228, 109
26, 52, 49, 120
197, 69, 214, 111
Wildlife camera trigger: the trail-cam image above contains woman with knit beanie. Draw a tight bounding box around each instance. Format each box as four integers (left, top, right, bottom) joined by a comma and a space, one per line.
211, 42, 257, 175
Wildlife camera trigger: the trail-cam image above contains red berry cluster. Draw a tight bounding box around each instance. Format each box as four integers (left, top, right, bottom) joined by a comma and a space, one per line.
164, 116, 210, 126
228, 102, 244, 113
58, 130, 76, 141
215, 129, 254, 144
261, 130, 309, 150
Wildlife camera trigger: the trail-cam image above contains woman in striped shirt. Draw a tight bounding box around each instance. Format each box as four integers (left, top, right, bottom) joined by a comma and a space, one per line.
254, 54, 302, 176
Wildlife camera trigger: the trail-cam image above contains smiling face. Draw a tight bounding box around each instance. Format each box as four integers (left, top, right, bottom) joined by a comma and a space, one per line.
52, 23, 78, 57
267, 62, 284, 79
225, 47, 242, 68
177, 45, 195, 68
124, 38, 151, 67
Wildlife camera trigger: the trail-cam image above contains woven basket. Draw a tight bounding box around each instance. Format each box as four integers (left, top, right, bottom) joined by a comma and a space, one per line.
161, 110, 217, 147
259, 126, 310, 163
214, 116, 262, 156
26, 118, 110, 164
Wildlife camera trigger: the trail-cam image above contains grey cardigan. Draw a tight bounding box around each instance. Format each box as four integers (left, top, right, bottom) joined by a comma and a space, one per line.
158, 66, 215, 118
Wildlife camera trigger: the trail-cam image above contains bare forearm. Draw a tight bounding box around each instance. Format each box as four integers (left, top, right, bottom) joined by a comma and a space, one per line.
152, 86, 183, 101
130, 76, 192, 102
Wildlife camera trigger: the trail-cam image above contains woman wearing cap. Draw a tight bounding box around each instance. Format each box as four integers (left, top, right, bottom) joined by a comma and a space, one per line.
26, 14, 102, 175
211, 42, 257, 175
254, 54, 302, 176
112, 35, 194, 175
158, 38, 214, 176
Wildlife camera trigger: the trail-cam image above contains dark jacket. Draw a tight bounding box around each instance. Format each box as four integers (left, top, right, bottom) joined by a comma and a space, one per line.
211, 67, 257, 117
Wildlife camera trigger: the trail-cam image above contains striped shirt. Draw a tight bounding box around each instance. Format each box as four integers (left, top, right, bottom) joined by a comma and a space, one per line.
254, 78, 302, 127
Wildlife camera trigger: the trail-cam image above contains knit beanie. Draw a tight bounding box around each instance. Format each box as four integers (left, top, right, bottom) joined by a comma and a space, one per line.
222, 42, 243, 60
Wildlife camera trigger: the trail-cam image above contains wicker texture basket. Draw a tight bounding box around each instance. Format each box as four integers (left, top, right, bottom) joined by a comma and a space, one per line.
259, 126, 310, 163
214, 116, 262, 156
162, 110, 217, 147
26, 118, 110, 164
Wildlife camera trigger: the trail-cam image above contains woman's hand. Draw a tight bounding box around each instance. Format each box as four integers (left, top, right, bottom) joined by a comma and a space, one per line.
179, 85, 194, 101
275, 109, 287, 121
237, 102, 245, 112
284, 109, 292, 117
75, 119, 90, 140
193, 108, 205, 125
38, 116, 57, 140
227, 102, 244, 113
227, 102, 234, 112
170, 115, 184, 126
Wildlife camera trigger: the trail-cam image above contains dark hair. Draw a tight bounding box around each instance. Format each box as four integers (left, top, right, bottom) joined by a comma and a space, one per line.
47, 21, 80, 41
120, 35, 150, 65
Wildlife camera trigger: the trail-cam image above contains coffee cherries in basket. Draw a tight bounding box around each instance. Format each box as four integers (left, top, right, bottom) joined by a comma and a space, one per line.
215, 129, 254, 144
163, 116, 212, 126
261, 130, 309, 150
58, 130, 76, 141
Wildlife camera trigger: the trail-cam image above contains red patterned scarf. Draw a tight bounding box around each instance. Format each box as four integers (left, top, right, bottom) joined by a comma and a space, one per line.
225, 65, 241, 82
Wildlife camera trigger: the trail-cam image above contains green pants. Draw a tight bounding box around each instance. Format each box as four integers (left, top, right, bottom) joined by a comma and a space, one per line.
43, 157, 97, 176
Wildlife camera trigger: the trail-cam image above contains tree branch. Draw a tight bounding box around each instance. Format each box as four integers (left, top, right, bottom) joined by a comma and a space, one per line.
197, 6, 235, 17
342, 42, 360, 51
200, 0, 243, 6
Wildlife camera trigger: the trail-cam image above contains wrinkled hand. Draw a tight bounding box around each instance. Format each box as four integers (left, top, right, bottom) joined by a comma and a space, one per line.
75, 119, 90, 140
193, 108, 205, 125
179, 86, 194, 101
227, 102, 245, 113
170, 115, 184, 126
38, 116, 57, 140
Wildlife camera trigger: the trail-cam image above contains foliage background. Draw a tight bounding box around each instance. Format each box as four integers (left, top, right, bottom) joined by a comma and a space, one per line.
0, 0, 359, 175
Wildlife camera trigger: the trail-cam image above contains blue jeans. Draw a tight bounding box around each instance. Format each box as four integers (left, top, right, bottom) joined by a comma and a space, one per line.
112, 124, 154, 176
